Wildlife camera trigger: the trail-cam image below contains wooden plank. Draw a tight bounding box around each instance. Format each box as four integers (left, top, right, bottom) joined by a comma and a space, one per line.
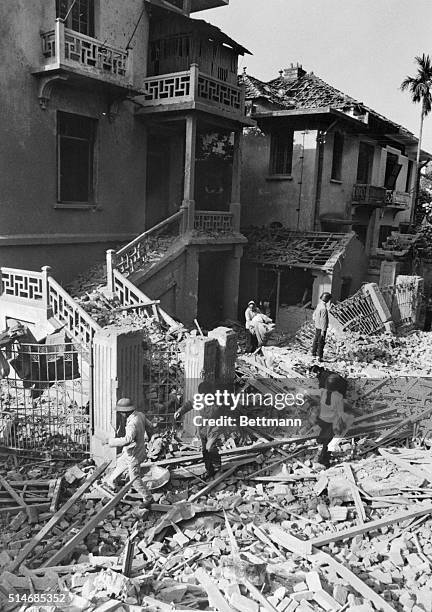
9, 461, 109, 573
263, 524, 312, 556
194, 568, 235, 612
313, 550, 396, 612
43, 475, 137, 567
0, 475, 39, 523
188, 459, 256, 503
310, 502, 432, 548
379, 449, 432, 483
0, 503, 49, 516
243, 578, 279, 612
49, 477, 63, 513
343, 464, 366, 525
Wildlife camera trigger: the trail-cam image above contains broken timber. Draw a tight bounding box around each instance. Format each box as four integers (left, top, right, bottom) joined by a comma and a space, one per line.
9, 461, 109, 573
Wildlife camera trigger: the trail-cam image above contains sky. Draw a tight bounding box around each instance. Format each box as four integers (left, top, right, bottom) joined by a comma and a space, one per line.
200, 0, 432, 152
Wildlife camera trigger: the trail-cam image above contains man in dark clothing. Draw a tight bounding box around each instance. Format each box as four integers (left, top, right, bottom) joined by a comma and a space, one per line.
310, 365, 348, 397
312, 292, 331, 361
174, 380, 237, 478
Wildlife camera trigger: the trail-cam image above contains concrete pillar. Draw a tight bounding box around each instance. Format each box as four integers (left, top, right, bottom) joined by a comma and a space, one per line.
223, 245, 243, 320
180, 246, 199, 326
362, 282, 395, 333
396, 275, 424, 327
379, 261, 399, 287
230, 130, 243, 232
181, 113, 197, 233
91, 328, 144, 465
183, 334, 218, 436
208, 326, 238, 388
365, 209, 381, 255
41, 266, 53, 318
106, 250, 116, 294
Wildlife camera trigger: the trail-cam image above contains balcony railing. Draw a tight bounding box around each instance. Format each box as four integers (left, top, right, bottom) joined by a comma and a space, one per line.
139, 64, 245, 118
352, 184, 386, 206
194, 211, 234, 233
385, 190, 411, 209
39, 20, 132, 87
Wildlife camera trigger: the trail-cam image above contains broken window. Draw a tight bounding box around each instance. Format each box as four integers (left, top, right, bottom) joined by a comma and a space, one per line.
331, 132, 344, 181
356, 142, 374, 184
57, 112, 96, 204
384, 152, 402, 190
56, 0, 95, 37
269, 131, 293, 176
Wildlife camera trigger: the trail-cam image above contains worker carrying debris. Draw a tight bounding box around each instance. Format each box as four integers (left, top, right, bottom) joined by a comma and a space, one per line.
174, 380, 232, 479
310, 371, 351, 467
311, 292, 331, 361
244, 300, 260, 352
102, 398, 154, 508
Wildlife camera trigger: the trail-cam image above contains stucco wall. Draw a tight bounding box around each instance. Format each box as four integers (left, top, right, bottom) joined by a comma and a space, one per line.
241, 127, 317, 229
0, 0, 149, 281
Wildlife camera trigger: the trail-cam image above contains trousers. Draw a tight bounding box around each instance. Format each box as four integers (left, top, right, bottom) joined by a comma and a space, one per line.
105, 452, 151, 501
312, 328, 326, 359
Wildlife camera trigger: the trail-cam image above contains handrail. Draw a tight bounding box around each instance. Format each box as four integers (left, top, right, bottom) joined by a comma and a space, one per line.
141, 69, 191, 83
116, 211, 183, 257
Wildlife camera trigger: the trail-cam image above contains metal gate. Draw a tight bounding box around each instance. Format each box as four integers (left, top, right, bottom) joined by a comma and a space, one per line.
142, 341, 184, 431
0, 342, 91, 455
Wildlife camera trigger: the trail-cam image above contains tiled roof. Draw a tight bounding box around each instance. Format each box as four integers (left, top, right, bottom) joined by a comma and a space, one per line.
242, 74, 287, 106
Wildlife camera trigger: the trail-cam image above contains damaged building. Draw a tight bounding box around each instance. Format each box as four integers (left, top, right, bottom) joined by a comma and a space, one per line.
240, 64, 432, 322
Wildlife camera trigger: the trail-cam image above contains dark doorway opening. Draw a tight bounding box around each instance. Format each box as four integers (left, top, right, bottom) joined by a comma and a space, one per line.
146, 135, 171, 228
197, 252, 226, 328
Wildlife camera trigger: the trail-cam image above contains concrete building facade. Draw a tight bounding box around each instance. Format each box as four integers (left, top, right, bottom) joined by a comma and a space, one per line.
0, 0, 251, 328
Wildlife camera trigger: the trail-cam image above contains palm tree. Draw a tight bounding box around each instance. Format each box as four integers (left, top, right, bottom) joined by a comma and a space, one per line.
401, 54, 432, 224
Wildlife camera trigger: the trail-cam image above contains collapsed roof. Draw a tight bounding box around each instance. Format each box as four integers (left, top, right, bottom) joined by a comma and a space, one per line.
244, 227, 357, 272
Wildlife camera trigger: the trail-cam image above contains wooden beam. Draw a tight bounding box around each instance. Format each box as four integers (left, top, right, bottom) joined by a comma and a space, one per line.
9, 462, 109, 573
0, 475, 38, 523
310, 502, 432, 548
188, 459, 256, 503
343, 464, 366, 525
43, 475, 137, 568
195, 568, 235, 612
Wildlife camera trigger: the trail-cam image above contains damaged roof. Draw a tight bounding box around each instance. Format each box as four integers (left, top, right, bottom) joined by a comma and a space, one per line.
244, 227, 356, 272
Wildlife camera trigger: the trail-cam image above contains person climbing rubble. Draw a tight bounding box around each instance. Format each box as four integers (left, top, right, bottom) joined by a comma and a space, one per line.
174, 380, 236, 479
102, 398, 154, 508
244, 300, 260, 352
311, 292, 331, 361
310, 373, 352, 467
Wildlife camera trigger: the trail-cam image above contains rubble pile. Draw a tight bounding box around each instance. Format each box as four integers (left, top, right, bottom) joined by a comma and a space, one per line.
414, 225, 432, 261
3, 440, 432, 611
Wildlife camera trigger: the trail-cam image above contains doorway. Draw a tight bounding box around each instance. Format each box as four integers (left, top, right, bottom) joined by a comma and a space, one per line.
145, 135, 171, 229
197, 252, 226, 328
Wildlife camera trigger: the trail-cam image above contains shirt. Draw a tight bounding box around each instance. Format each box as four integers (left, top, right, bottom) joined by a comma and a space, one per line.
108, 411, 151, 462
313, 301, 329, 331
319, 389, 344, 424
245, 306, 261, 330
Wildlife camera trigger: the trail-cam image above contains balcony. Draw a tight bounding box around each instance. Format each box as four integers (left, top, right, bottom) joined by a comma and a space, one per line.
385, 190, 411, 209
33, 20, 136, 107
135, 64, 253, 125
352, 184, 387, 207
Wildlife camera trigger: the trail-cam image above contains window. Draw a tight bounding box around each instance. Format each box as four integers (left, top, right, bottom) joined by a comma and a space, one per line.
331, 132, 344, 181
406, 160, 414, 193
269, 131, 293, 176
56, 0, 95, 37
57, 112, 96, 204
356, 142, 374, 184
384, 152, 402, 190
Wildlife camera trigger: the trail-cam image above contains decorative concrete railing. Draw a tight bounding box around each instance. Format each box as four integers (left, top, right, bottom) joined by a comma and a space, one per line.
140, 64, 245, 116
385, 190, 411, 208
48, 277, 101, 347
111, 210, 183, 278
41, 20, 130, 83
0, 267, 45, 302
330, 288, 385, 335
194, 211, 234, 233
352, 184, 386, 206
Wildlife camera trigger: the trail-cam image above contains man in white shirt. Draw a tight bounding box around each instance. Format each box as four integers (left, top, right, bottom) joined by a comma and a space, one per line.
244, 300, 260, 352
312, 292, 331, 361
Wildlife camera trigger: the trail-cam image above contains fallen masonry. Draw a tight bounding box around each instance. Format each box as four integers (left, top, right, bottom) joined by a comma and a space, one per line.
2, 319, 432, 610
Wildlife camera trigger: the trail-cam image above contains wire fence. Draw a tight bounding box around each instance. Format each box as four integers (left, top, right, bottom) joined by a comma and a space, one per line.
0, 342, 91, 455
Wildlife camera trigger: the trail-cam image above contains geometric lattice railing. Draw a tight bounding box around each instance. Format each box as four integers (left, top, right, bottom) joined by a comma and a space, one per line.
48, 277, 101, 348
113, 211, 183, 277
330, 288, 385, 335
41, 20, 130, 85
194, 211, 234, 233
0, 268, 45, 301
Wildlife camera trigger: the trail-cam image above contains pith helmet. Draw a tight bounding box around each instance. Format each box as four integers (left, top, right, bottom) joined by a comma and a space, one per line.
116, 398, 135, 412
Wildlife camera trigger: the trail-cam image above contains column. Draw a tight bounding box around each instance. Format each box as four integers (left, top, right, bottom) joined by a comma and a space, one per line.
208, 326, 238, 388
230, 130, 243, 232
223, 245, 243, 321
180, 114, 197, 233
183, 335, 218, 436
91, 329, 144, 465
365, 209, 381, 255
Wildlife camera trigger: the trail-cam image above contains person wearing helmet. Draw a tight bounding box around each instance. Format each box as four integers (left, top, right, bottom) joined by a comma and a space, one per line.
102, 398, 154, 507
312, 292, 332, 361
